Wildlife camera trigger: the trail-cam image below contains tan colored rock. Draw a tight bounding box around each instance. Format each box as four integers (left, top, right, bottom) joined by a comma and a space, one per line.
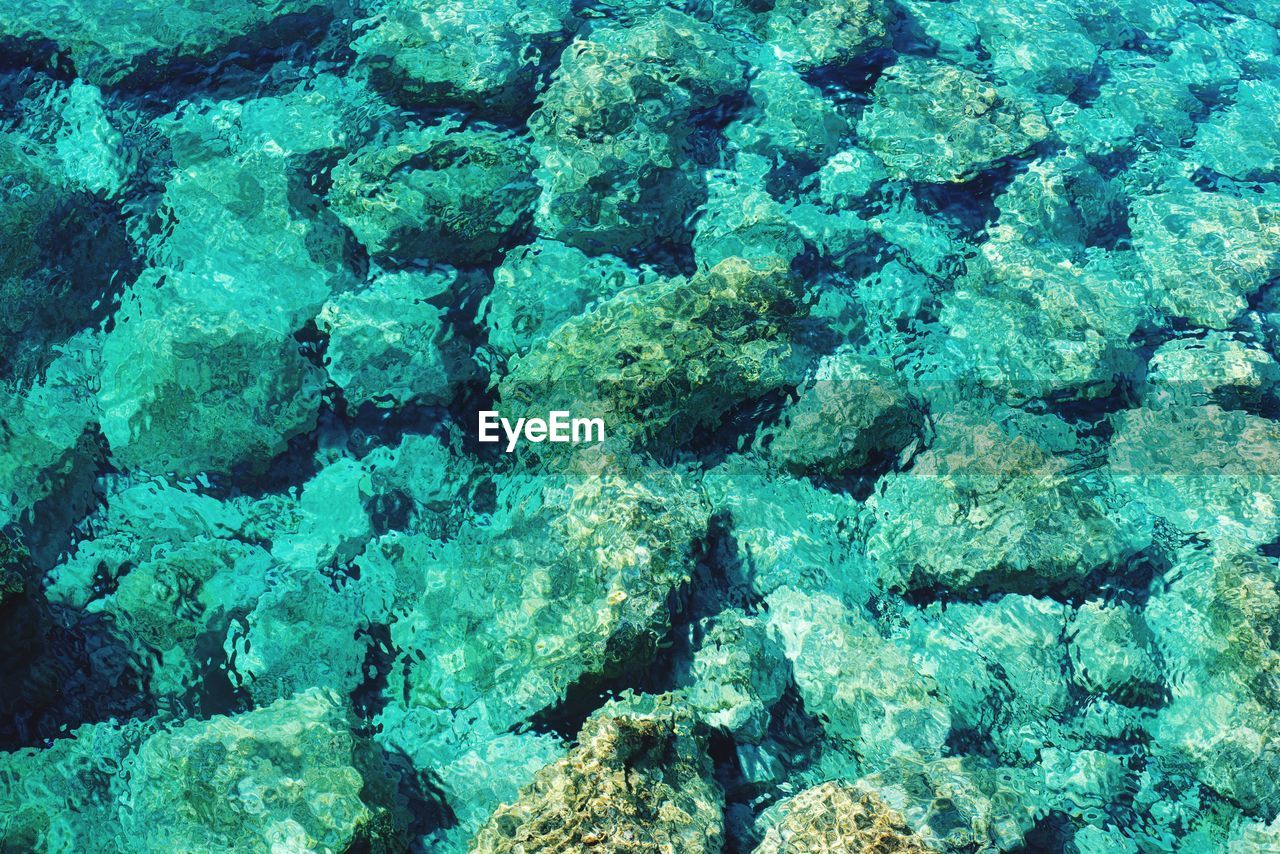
755, 782, 935, 853
472, 695, 723, 853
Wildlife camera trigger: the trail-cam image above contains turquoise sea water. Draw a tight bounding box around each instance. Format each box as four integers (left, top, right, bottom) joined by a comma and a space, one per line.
2, 0, 1280, 850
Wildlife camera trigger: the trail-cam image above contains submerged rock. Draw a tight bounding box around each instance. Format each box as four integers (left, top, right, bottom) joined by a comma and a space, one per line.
754, 781, 935, 853
766, 586, 952, 767
909, 594, 1071, 763
98, 134, 338, 475
1110, 404, 1280, 549
725, 57, 853, 184
1142, 332, 1280, 411
527, 8, 747, 253
0, 717, 154, 850
352, 0, 575, 114
317, 268, 460, 409
764, 0, 890, 71
1068, 601, 1162, 704
0, 332, 101, 528
863, 757, 1041, 851
761, 347, 919, 476
860, 58, 1049, 184
0, 132, 131, 374
482, 240, 650, 360
0, 0, 328, 87
1, 688, 402, 852
100, 274, 325, 476
867, 410, 1147, 594
379, 465, 709, 743
1147, 548, 1280, 816
499, 255, 805, 448
329, 121, 538, 266
942, 245, 1146, 400
1192, 79, 1280, 182
472, 694, 724, 853
1133, 182, 1280, 329
118, 688, 402, 852
687, 608, 789, 743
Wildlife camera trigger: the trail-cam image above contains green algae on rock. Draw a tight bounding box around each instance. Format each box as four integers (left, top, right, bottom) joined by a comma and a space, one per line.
499, 255, 805, 448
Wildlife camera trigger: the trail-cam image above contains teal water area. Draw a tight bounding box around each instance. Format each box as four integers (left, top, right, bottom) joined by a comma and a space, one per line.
2, 0, 1280, 850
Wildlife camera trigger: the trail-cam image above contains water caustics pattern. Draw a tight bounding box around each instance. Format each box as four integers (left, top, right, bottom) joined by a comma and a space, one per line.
2, 0, 1280, 850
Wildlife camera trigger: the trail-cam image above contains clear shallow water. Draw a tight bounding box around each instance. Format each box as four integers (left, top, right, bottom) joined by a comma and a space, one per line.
1, 0, 1280, 851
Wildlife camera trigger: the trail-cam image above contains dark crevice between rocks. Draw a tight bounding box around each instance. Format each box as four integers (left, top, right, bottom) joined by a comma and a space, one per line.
1086, 147, 1140, 182
0, 40, 76, 91
725, 682, 827, 849
1189, 164, 1249, 194
348, 400, 468, 459
373, 749, 458, 849
1067, 60, 1111, 109
0, 533, 154, 749
377, 210, 538, 272
1015, 374, 1141, 438
889, 2, 940, 59
521, 510, 796, 851
1, 190, 138, 383
361, 24, 582, 133
915, 142, 1056, 239
802, 48, 898, 115
898, 520, 1176, 616
945, 726, 1001, 761
286, 154, 373, 286
1188, 80, 1234, 125
1016, 809, 1076, 852
179, 621, 254, 721
708, 730, 753, 854
1117, 29, 1173, 60
1259, 537, 1280, 562
214, 407, 328, 499
689, 88, 752, 165
789, 312, 852, 362
658, 386, 798, 470
897, 544, 1160, 609
368, 490, 414, 538
1075, 543, 1171, 611
351, 622, 396, 721
807, 443, 908, 502
1083, 195, 1132, 250
106, 4, 356, 113
16, 427, 112, 573
715, 651, 822, 851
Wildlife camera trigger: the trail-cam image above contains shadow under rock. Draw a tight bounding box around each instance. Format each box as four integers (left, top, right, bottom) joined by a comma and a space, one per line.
105, 4, 357, 114
526, 510, 764, 740
0, 543, 154, 749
